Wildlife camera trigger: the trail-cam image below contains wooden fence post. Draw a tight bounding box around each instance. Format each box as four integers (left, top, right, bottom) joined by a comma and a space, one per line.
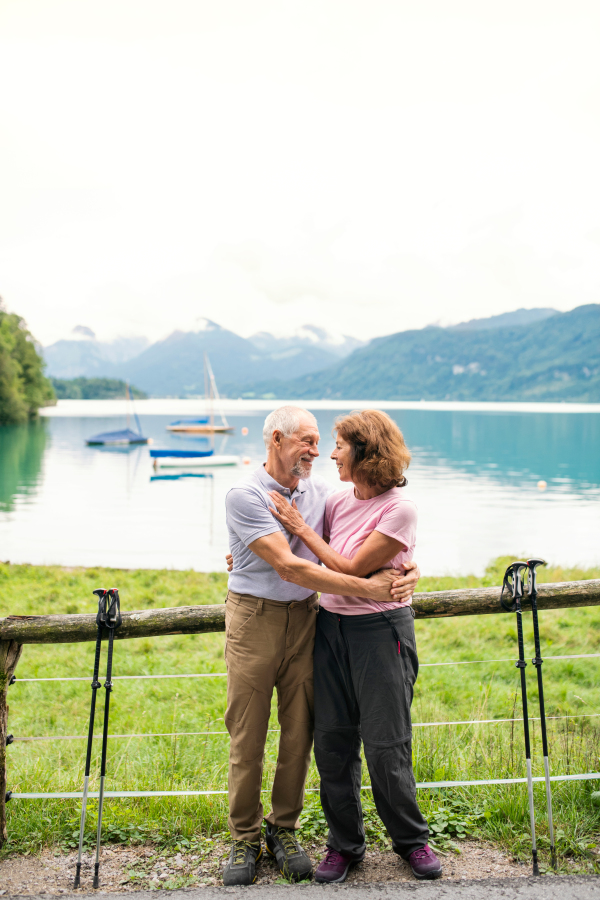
0, 640, 23, 847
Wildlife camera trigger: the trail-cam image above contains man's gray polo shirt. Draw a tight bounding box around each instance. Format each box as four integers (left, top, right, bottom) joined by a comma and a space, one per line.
226, 464, 335, 602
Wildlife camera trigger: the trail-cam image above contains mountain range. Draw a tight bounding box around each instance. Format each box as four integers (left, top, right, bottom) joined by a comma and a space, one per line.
241, 305, 599, 402
42, 321, 363, 396
42, 306, 600, 401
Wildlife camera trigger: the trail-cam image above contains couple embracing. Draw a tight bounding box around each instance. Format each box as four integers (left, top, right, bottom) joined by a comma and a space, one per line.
222, 406, 441, 885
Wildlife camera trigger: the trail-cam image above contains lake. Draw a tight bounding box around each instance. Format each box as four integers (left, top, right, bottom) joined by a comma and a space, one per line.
1, 400, 599, 576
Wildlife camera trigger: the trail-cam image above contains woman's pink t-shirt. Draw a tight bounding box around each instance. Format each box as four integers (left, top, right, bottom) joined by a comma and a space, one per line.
318, 485, 417, 616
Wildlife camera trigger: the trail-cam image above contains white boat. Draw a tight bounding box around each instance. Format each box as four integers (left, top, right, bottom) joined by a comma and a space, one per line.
166, 354, 234, 433
151, 455, 240, 469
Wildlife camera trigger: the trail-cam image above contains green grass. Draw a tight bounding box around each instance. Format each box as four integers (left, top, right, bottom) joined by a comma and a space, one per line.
1, 558, 600, 872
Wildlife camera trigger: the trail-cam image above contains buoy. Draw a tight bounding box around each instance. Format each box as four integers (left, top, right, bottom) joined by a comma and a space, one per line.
243, 456, 251, 465
241, 427, 249, 436
537, 480, 547, 491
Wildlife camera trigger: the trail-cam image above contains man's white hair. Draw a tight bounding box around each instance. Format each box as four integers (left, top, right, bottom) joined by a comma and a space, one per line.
263, 406, 317, 449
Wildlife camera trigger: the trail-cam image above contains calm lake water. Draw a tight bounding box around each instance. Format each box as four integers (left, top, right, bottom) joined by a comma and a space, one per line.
1, 400, 599, 576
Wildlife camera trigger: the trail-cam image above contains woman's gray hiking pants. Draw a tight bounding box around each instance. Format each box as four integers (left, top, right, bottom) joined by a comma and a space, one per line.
314, 606, 429, 860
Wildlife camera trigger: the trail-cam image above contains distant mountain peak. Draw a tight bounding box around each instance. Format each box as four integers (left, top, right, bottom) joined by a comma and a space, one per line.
72, 325, 96, 339
194, 317, 221, 332
248, 324, 365, 358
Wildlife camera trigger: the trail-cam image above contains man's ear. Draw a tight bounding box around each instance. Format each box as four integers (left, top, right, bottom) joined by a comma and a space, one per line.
272, 429, 283, 449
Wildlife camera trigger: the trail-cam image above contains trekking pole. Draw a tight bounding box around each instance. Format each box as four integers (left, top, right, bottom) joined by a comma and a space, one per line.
93, 589, 122, 890
526, 558, 556, 870
73, 589, 108, 889
501, 561, 540, 877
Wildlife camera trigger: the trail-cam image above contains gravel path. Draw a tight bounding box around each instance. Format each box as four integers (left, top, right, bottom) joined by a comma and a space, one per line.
1, 838, 598, 896
2, 875, 600, 900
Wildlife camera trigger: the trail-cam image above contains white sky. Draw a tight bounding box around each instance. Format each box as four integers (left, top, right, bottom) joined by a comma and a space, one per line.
1, 0, 599, 345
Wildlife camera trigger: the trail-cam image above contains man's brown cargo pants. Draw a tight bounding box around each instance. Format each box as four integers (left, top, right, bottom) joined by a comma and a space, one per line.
224, 590, 318, 842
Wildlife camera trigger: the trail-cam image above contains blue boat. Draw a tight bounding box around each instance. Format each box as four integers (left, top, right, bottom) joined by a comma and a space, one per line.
150, 472, 213, 482
167, 418, 209, 430
150, 449, 213, 459
85, 384, 149, 446
86, 428, 149, 446
150, 447, 240, 468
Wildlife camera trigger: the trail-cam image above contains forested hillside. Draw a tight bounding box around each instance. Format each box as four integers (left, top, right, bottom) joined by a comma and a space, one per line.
240, 304, 600, 401
0, 303, 55, 423
50, 378, 147, 400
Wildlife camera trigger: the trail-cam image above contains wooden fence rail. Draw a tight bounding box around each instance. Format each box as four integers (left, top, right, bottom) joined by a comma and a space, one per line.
1, 578, 600, 845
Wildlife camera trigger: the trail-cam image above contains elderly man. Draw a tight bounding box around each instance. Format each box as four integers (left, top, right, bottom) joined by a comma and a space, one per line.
223, 406, 419, 885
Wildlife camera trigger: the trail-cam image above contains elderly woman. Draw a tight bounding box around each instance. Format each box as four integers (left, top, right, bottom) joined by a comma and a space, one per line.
267, 410, 441, 884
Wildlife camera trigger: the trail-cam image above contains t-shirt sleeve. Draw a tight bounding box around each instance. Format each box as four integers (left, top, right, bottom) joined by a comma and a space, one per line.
374, 500, 417, 551
226, 487, 280, 547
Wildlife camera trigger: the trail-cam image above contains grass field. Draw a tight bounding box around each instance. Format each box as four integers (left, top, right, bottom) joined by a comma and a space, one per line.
1, 558, 600, 872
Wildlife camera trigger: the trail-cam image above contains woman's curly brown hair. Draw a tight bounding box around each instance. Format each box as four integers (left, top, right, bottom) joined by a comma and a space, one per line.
334, 409, 411, 489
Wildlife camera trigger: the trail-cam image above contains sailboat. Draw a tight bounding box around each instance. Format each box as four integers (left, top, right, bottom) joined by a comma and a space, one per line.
85, 385, 150, 446
166, 353, 234, 434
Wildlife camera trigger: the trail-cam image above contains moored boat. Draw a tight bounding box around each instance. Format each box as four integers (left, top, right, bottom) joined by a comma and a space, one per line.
149, 448, 240, 468
165, 354, 234, 433
85, 384, 149, 446
86, 428, 149, 446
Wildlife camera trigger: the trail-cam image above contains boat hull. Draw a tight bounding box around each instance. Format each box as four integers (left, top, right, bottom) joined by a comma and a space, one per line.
86, 439, 149, 446
152, 455, 240, 468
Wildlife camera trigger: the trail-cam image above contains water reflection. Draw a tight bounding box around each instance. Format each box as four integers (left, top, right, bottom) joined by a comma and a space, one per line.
389, 410, 600, 492
0, 407, 598, 574
0, 421, 48, 511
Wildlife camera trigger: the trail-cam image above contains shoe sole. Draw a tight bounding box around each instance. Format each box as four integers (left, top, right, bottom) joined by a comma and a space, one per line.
411, 867, 443, 880
314, 856, 365, 885
266, 845, 313, 882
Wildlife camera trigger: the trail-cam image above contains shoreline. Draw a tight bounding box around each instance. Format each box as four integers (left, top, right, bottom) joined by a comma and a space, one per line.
38, 398, 600, 417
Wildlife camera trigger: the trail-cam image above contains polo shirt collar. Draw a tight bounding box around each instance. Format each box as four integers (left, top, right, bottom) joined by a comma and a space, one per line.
257, 464, 308, 496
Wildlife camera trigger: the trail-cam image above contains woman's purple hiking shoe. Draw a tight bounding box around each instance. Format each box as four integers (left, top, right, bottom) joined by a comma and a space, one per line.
314, 848, 357, 883
407, 845, 442, 879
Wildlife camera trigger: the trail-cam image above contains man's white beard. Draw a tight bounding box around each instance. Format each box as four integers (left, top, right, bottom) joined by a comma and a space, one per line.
291, 459, 313, 479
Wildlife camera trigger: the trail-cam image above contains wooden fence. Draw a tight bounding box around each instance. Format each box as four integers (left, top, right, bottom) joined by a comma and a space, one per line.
1, 578, 600, 846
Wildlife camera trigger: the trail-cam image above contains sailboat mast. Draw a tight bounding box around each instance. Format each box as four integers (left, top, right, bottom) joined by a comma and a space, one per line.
204, 353, 229, 429
204, 353, 214, 428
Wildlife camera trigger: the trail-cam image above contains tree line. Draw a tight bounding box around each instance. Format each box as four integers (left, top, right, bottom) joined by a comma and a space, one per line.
0, 302, 55, 424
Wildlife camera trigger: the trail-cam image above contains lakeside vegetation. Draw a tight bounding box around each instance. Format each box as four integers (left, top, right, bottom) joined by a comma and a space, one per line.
50, 377, 147, 400
1, 558, 599, 871
0, 303, 55, 424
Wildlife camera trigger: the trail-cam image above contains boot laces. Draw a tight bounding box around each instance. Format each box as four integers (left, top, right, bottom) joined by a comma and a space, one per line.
323, 848, 347, 867
411, 846, 431, 860
233, 840, 258, 865
274, 827, 299, 855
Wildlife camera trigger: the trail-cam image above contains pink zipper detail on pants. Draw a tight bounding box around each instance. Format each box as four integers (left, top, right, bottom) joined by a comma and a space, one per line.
398, 641, 401, 655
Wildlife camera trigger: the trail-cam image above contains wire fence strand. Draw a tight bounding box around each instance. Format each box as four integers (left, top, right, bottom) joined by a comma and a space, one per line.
13, 712, 600, 742
10, 771, 600, 800
14, 652, 600, 683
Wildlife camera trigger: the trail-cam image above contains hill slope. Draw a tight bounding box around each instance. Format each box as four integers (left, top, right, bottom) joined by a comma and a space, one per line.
112, 320, 339, 396
240, 304, 600, 401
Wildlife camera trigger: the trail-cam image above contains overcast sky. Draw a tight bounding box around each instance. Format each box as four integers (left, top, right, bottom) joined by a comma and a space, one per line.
1, 0, 599, 346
